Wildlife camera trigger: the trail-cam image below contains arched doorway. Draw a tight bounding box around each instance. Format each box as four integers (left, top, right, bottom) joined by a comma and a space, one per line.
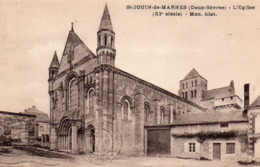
57, 117, 72, 151
86, 125, 95, 153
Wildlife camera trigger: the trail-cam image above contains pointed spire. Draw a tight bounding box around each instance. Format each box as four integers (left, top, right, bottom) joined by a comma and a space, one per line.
49, 51, 60, 69
99, 3, 113, 31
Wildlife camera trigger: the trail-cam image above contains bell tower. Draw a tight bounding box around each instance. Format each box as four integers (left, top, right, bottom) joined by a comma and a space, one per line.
96, 4, 116, 66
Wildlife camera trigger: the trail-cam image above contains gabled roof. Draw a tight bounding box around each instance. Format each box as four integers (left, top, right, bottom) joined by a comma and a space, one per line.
172, 110, 247, 126
250, 95, 260, 108
23, 106, 49, 122
99, 4, 113, 31
62, 30, 95, 57
182, 68, 206, 81
203, 81, 236, 100
49, 51, 60, 69
57, 29, 95, 74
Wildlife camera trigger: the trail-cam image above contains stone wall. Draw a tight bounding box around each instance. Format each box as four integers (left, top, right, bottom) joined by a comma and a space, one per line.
0, 111, 36, 145
171, 122, 248, 161
108, 65, 204, 156
171, 137, 247, 161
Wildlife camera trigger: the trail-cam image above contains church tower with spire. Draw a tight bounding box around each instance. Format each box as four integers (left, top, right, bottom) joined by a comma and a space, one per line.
96, 4, 115, 66
48, 51, 60, 94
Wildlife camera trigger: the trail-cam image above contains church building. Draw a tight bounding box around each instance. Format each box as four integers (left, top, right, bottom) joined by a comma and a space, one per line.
48, 4, 204, 155
179, 68, 242, 111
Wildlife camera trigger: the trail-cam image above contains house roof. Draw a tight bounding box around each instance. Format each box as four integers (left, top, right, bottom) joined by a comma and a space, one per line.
23, 106, 49, 122
203, 86, 235, 100
250, 95, 260, 108
203, 81, 235, 100
0, 111, 36, 117
99, 4, 113, 31
172, 110, 248, 126
49, 51, 60, 69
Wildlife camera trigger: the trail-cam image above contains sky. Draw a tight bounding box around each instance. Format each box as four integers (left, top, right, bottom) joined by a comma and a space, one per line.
0, 0, 259, 115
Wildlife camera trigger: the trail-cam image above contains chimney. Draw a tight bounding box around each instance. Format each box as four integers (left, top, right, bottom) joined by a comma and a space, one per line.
244, 84, 250, 109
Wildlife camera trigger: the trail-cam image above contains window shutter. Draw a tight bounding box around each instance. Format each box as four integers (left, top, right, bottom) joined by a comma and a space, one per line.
196, 142, 201, 153
184, 142, 188, 153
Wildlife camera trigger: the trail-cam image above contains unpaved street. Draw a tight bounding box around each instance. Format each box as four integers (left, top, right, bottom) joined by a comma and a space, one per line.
0, 147, 247, 167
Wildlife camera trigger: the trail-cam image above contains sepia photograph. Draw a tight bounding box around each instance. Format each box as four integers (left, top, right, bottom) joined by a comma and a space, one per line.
0, 0, 259, 166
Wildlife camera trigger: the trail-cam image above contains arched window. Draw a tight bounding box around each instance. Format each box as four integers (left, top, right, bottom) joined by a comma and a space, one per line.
182, 83, 185, 89
186, 82, 188, 88
123, 100, 130, 120
69, 78, 78, 110
182, 92, 184, 98
111, 37, 114, 47
98, 35, 101, 47
191, 90, 193, 98
104, 34, 107, 46
160, 109, 164, 124
145, 105, 151, 124
86, 88, 94, 115
192, 81, 193, 87
195, 80, 197, 86
185, 92, 188, 99
194, 90, 197, 97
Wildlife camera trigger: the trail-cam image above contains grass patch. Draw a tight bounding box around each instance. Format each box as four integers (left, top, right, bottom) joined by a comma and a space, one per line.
14, 146, 72, 159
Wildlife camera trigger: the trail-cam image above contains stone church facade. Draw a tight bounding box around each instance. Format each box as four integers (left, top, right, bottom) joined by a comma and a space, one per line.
48, 4, 204, 155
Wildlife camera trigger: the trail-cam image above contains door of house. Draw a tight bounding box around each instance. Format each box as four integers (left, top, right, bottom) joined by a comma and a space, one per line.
147, 129, 170, 156
213, 143, 221, 160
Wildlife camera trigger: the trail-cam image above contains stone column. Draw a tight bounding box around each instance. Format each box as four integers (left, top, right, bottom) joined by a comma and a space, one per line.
50, 125, 57, 150
71, 122, 77, 154
135, 93, 145, 155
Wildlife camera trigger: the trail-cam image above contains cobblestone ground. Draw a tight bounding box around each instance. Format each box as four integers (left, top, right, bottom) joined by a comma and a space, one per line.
0, 147, 247, 167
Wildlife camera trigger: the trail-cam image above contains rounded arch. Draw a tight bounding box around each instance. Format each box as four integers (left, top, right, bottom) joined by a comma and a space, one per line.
85, 85, 95, 96
122, 99, 131, 120
144, 102, 151, 109
98, 35, 101, 46
68, 78, 78, 111
160, 106, 166, 112
86, 125, 95, 153
111, 36, 114, 47
57, 116, 72, 135
120, 95, 133, 107
144, 102, 152, 124
57, 116, 73, 150
65, 71, 78, 88
160, 106, 166, 124
85, 87, 95, 115
104, 34, 107, 46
